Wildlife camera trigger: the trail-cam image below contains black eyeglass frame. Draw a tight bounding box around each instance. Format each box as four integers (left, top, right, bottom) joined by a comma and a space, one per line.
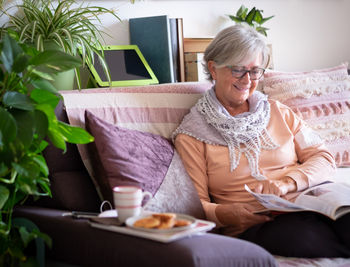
226, 66, 265, 80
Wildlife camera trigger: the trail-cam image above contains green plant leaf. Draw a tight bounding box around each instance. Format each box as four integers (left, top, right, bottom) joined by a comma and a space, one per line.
0, 162, 8, 176
0, 107, 17, 145
255, 26, 269, 37
254, 10, 263, 24
33, 140, 48, 154
0, 142, 18, 168
18, 226, 32, 247
29, 67, 55, 81
57, 121, 94, 144
236, 5, 248, 18
228, 6, 274, 36
227, 15, 243, 23
32, 155, 48, 177
29, 50, 82, 73
10, 109, 35, 150
12, 53, 29, 74
36, 177, 51, 197
260, 15, 275, 25
35, 103, 56, 126
30, 88, 60, 108
0, 33, 23, 73
31, 79, 59, 94
33, 110, 48, 142
47, 129, 66, 152
3, 92, 35, 111
245, 7, 256, 25
12, 156, 40, 181
0, 185, 10, 210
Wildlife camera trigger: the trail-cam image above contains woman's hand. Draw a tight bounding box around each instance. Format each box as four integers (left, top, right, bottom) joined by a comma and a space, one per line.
253, 177, 297, 196
215, 203, 271, 233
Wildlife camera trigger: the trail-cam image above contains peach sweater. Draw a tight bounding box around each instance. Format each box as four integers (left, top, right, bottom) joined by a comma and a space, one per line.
174, 99, 335, 236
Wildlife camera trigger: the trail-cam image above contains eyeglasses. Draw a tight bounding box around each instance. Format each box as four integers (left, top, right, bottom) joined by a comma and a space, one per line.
226, 66, 265, 80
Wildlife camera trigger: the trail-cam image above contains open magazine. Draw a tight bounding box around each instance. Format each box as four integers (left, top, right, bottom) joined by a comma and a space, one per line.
245, 182, 350, 220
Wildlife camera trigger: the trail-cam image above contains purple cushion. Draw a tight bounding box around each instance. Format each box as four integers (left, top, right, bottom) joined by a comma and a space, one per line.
85, 110, 174, 203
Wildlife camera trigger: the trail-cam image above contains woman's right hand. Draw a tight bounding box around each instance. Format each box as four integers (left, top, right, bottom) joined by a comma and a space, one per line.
215, 203, 271, 233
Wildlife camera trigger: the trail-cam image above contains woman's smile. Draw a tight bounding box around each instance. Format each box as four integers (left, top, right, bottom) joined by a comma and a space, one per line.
233, 84, 250, 92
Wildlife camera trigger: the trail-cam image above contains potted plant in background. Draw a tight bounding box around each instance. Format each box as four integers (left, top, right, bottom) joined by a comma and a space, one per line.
0, 0, 120, 90
227, 5, 274, 37
227, 5, 275, 69
0, 33, 94, 266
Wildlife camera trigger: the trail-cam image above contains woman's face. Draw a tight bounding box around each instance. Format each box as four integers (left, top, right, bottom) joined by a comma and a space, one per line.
208, 56, 263, 115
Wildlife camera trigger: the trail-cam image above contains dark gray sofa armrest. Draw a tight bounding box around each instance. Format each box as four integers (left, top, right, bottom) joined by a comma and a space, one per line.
14, 206, 277, 267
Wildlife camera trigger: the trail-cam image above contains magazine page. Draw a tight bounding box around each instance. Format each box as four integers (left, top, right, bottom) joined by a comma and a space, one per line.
294, 182, 350, 220
244, 185, 308, 212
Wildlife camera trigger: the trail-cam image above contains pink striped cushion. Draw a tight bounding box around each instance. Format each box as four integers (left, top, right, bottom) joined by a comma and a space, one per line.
263, 64, 350, 167
60, 82, 212, 200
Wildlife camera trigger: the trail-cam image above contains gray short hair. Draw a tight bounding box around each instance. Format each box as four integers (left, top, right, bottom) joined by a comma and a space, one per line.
203, 24, 270, 81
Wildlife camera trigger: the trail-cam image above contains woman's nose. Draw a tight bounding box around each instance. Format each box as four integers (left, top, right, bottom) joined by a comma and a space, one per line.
240, 71, 251, 84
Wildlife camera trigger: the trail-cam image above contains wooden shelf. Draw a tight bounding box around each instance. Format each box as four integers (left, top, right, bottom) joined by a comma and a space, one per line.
183, 38, 213, 53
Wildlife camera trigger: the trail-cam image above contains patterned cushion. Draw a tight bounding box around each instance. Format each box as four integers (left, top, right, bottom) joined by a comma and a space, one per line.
262, 63, 350, 166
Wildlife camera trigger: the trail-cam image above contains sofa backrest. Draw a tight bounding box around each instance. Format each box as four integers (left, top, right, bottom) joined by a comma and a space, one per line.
60, 82, 212, 201
31, 101, 101, 212
34, 82, 213, 215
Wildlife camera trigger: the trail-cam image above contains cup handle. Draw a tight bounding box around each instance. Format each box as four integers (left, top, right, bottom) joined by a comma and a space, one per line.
142, 191, 152, 206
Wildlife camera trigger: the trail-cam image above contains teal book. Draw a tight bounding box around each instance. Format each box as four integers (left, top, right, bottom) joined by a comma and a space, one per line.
129, 15, 175, 84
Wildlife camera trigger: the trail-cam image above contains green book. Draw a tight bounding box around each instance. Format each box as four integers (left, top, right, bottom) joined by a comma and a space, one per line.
130, 15, 175, 84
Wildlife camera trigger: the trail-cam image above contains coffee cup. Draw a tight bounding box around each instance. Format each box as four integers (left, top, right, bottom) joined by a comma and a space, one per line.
113, 186, 152, 223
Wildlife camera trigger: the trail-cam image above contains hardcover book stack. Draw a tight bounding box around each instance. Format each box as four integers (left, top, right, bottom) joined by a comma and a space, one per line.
129, 15, 185, 83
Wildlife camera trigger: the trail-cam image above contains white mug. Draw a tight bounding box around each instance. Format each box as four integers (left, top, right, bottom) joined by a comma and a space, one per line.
113, 186, 152, 223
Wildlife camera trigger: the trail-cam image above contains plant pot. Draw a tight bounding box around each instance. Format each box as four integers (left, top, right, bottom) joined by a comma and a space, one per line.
51, 69, 75, 90
44, 41, 76, 90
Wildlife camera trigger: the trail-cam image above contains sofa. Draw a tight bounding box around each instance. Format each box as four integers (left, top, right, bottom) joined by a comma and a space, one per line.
15, 63, 350, 266
14, 82, 278, 267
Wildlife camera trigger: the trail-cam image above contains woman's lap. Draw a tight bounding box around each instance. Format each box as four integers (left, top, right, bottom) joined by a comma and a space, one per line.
238, 212, 350, 258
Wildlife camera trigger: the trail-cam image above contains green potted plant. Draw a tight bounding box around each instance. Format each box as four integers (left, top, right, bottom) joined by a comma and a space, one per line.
1, 0, 120, 89
0, 33, 94, 266
227, 5, 274, 37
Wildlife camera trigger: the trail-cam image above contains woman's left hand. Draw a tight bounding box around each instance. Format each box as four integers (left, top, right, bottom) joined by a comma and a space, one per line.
253, 177, 297, 196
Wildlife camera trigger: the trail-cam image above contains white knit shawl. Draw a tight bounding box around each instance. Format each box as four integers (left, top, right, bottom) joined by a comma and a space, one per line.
173, 87, 279, 180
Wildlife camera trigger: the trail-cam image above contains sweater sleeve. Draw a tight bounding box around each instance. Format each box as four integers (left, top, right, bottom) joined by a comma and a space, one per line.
278, 102, 336, 190
174, 134, 222, 226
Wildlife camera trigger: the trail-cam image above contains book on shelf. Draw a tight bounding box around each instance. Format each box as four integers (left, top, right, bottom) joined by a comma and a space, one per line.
184, 52, 205, 82
245, 181, 350, 220
169, 17, 185, 82
129, 15, 185, 84
183, 38, 212, 82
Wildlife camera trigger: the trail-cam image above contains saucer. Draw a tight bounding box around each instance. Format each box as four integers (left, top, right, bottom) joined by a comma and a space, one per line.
99, 210, 118, 218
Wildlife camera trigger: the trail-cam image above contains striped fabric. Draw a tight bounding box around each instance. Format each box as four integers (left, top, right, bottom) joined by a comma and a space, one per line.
60, 82, 212, 199
262, 64, 350, 167
263, 63, 350, 102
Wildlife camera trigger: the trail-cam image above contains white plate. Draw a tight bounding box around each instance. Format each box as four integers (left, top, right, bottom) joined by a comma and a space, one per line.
125, 213, 196, 233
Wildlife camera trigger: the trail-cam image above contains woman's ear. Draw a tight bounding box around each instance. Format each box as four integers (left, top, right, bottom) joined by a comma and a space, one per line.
208, 61, 217, 80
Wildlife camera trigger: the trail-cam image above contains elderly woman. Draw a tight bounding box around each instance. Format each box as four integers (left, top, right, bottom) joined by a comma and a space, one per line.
173, 24, 350, 257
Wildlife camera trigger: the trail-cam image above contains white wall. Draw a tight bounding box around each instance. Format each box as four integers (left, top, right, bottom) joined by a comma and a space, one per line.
94, 0, 350, 72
